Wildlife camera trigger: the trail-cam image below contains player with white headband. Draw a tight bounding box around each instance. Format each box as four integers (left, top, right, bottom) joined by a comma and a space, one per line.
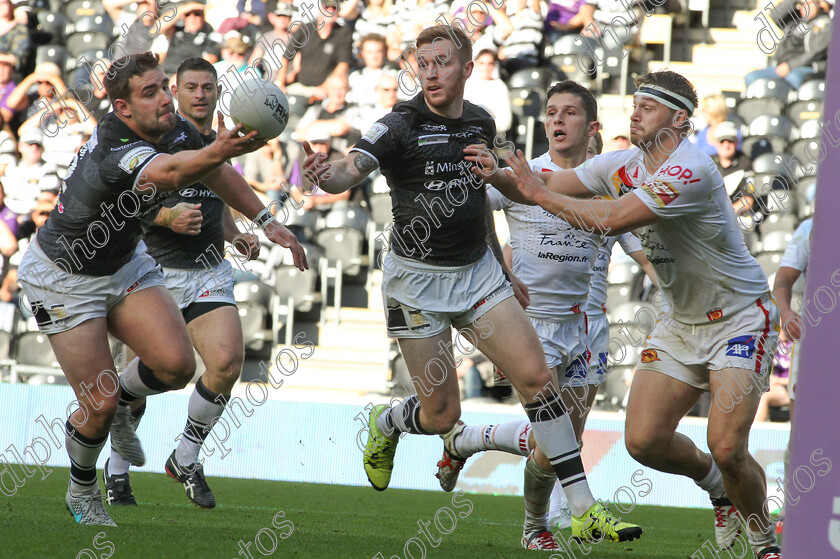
470, 70, 782, 559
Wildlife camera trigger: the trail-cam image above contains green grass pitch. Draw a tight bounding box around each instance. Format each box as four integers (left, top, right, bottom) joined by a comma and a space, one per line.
1, 467, 729, 558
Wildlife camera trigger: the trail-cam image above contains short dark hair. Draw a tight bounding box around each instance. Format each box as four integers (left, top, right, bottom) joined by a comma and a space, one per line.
104, 51, 161, 104
416, 24, 473, 65
633, 71, 698, 116
360, 33, 387, 50
545, 80, 598, 123
475, 48, 497, 62
176, 57, 218, 85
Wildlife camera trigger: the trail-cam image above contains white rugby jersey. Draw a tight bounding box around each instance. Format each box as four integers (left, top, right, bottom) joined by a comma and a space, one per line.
575, 139, 769, 324
586, 232, 643, 315
779, 218, 812, 273
488, 152, 601, 320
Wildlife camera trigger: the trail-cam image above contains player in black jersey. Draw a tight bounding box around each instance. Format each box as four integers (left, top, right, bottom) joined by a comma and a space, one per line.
103, 58, 261, 510
301, 25, 632, 548
16, 52, 307, 527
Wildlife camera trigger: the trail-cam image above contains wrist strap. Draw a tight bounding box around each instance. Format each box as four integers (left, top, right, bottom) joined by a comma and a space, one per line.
253, 208, 277, 231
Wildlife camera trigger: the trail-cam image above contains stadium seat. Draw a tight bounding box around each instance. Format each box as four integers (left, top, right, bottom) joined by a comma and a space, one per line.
10, 332, 61, 384
271, 266, 317, 346
233, 280, 273, 308
238, 303, 268, 351
786, 99, 823, 127
286, 94, 310, 118
745, 77, 794, 105
599, 365, 632, 409
322, 205, 369, 235
508, 66, 564, 95
35, 45, 67, 69
725, 114, 747, 137
65, 48, 107, 78
36, 11, 67, 45
755, 252, 784, 277
759, 230, 794, 253
797, 79, 825, 101
64, 0, 107, 22
548, 34, 597, 87
606, 261, 640, 285
315, 228, 365, 325
606, 284, 634, 308
741, 137, 775, 160
758, 212, 798, 236
281, 205, 319, 241
745, 115, 795, 155
736, 98, 784, 124
66, 15, 114, 56
509, 88, 544, 159
368, 192, 392, 226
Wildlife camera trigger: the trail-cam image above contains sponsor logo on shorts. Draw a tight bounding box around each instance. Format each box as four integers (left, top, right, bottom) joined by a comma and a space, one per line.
640, 349, 660, 363
564, 355, 589, 379
418, 134, 449, 146
30, 301, 67, 327
640, 179, 680, 208
362, 123, 388, 144
472, 284, 508, 310
706, 308, 724, 321
725, 335, 756, 358
199, 287, 232, 298
595, 352, 608, 376
126, 270, 159, 294
408, 310, 430, 329
570, 303, 582, 314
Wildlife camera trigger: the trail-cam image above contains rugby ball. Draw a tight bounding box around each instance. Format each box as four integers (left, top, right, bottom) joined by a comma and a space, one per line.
228, 78, 290, 140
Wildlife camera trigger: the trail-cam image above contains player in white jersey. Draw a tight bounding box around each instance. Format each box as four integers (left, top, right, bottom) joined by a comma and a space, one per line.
473, 71, 782, 559
771, 217, 811, 533
435, 81, 642, 550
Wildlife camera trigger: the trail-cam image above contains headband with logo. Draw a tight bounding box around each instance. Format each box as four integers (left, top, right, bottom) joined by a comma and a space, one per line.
634, 84, 695, 115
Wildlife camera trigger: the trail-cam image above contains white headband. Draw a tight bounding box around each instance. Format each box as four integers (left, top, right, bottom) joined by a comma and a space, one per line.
634, 84, 695, 115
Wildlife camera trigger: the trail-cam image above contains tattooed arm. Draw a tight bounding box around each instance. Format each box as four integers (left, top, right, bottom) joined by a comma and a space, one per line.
300, 146, 380, 195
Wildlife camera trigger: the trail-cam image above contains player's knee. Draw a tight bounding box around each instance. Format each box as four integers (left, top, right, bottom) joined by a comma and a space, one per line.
423, 407, 460, 434
87, 398, 119, 432
515, 368, 554, 401
162, 348, 196, 388
709, 440, 747, 474
624, 432, 659, 464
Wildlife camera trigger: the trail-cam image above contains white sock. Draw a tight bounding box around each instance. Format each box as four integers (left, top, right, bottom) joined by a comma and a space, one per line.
548, 481, 570, 521
524, 391, 595, 517
523, 452, 556, 532
108, 405, 145, 476
175, 378, 225, 466
453, 420, 531, 459
695, 458, 725, 499
748, 524, 778, 552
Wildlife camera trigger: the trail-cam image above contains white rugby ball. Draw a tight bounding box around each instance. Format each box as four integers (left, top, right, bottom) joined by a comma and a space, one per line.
228, 78, 290, 140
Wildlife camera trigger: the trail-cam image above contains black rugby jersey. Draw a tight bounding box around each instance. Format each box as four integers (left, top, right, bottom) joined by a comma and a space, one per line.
141, 124, 225, 269
37, 113, 204, 276
352, 94, 496, 266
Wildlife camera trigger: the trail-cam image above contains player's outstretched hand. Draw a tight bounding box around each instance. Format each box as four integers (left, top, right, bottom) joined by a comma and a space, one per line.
264, 222, 309, 271
300, 141, 334, 193
168, 202, 203, 235
213, 111, 268, 158
781, 308, 803, 341
509, 271, 530, 310
231, 233, 261, 262
505, 149, 546, 204
464, 144, 498, 180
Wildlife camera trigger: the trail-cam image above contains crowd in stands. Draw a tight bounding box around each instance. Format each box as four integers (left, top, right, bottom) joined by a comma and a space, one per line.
0, 1, 830, 413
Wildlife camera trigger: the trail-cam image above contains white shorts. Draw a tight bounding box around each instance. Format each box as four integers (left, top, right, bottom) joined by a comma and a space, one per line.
530, 314, 596, 386
639, 295, 780, 391
17, 240, 165, 334
381, 249, 513, 339
164, 261, 236, 310
586, 312, 609, 383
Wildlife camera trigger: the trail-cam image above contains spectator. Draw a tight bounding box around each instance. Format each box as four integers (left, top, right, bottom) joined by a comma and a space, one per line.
155, 0, 222, 76
237, 0, 269, 27
241, 138, 287, 203
544, 0, 586, 43
712, 122, 756, 216
604, 133, 630, 151
278, 0, 353, 101
107, 0, 166, 56
350, 72, 399, 134
0, 53, 16, 123
499, 0, 543, 75
354, 0, 397, 43
395, 0, 449, 42
0, 180, 18, 238
464, 49, 512, 133
347, 34, 394, 109
577, 0, 642, 49
214, 35, 256, 77
754, 339, 791, 422
1, 129, 60, 216
0, 190, 53, 304
0, 0, 29, 74
451, 0, 513, 54
19, 101, 95, 176
249, 3, 294, 83
4, 62, 67, 126
0, 113, 15, 178
295, 73, 356, 153
693, 93, 739, 157
69, 58, 112, 124
746, 0, 832, 89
